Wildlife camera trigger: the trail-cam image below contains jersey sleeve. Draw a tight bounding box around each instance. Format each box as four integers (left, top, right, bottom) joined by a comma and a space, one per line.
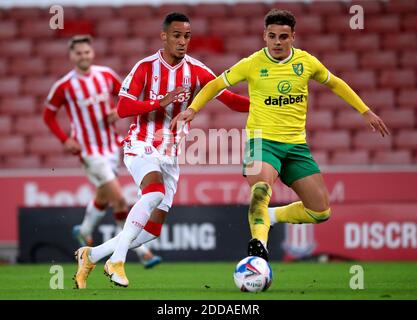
309, 54, 331, 84
45, 82, 65, 112
106, 68, 122, 95
221, 57, 251, 87
119, 62, 147, 101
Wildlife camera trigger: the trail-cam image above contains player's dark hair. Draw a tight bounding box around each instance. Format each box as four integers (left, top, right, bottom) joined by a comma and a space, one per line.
68, 35, 93, 50
162, 12, 190, 30
264, 9, 296, 31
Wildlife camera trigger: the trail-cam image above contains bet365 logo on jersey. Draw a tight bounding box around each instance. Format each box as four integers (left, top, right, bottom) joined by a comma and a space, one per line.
264, 80, 304, 106
150, 90, 191, 103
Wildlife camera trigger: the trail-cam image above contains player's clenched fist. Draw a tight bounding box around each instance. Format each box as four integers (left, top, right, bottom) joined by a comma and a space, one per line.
64, 138, 82, 155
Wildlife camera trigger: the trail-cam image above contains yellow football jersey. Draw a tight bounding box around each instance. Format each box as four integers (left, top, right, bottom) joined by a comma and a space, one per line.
222, 47, 331, 144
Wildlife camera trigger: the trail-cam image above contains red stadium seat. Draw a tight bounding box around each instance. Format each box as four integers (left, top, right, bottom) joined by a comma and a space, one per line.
316, 92, 351, 111
36, 40, 68, 58
360, 89, 395, 111
0, 97, 37, 115
95, 20, 129, 38
28, 136, 63, 156
191, 4, 229, 18
189, 36, 224, 55
43, 155, 82, 169
351, 0, 383, 14
382, 33, 417, 50
230, 3, 267, 17
322, 52, 358, 72
397, 89, 417, 109
366, 16, 401, 33
91, 39, 108, 57
131, 20, 164, 38
0, 59, 7, 76
341, 71, 377, 91
211, 113, 248, 131
330, 150, 370, 165
81, 6, 115, 20
307, 1, 345, 15
224, 36, 264, 57
310, 131, 351, 151
20, 21, 55, 39
22, 77, 56, 97
108, 39, 146, 57
394, 130, 417, 150
311, 150, 329, 166
47, 58, 72, 76
402, 14, 417, 31
186, 18, 208, 36
399, 51, 417, 69
204, 54, 240, 75
342, 34, 380, 52
154, 4, 193, 18
0, 136, 26, 156
0, 116, 12, 135
0, 39, 32, 57
379, 110, 415, 129
385, 0, 417, 13
353, 131, 393, 151
247, 17, 265, 35
296, 16, 324, 34
210, 18, 247, 36
265, 2, 306, 16
116, 5, 154, 19
0, 21, 17, 39
203, 100, 227, 117
0, 77, 21, 96
379, 70, 416, 89
325, 15, 352, 34
334, 110, 365, 130
14, 116, 51, 136
359, 52, 397, 70
306, 111, 334, 131
93, 57, 122, 75
10, 58, 46, 76
372, 150, 412, 165
8, 7, 42, 20
3, 155, 42, 169
301, 35, 340, 53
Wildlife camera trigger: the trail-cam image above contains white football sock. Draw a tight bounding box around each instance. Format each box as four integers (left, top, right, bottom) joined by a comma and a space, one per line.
109, 189, 164, 263
131, 229, 158, 249
80, 200, 106, 236
268, 207, 277, 225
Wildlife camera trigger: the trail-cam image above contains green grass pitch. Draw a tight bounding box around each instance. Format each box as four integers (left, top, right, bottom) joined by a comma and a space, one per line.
0, 262, 416, 300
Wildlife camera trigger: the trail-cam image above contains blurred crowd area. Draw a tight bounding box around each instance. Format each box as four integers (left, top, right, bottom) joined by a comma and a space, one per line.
0, 0, 417, 169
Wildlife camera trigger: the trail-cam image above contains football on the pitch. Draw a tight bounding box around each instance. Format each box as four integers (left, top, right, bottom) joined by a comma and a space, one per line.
233, 256, 273, 292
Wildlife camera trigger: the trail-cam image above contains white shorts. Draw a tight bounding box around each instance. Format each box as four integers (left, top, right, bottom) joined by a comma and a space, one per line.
82, 152, 120, 187
123, 140, 180, 212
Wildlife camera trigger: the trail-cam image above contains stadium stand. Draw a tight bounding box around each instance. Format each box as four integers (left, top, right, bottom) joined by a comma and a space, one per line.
0, 0, 417, 168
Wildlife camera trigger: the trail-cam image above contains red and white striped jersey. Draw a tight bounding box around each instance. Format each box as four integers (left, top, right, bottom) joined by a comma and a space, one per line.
119, 50, 219, 157
46, 65, 122, 157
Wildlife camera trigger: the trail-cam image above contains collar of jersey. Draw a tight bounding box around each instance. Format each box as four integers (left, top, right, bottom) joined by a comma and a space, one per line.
158, 50, 186, 70
263, 47, 294, 64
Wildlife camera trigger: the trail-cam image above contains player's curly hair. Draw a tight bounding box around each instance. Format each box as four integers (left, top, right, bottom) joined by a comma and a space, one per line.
264, 9, 296, 31
68, 34, 93, 50
163, 12, 190, 31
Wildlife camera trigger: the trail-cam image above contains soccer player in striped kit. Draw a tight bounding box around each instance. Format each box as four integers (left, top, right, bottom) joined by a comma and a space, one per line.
73, 13, 250, 288
43, 35, 162, 273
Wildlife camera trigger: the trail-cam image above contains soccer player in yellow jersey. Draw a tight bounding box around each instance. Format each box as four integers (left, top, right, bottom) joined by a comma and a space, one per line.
171, 9, 390, 261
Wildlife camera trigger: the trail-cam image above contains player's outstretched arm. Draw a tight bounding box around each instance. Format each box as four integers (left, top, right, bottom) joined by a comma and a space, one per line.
117, 87, 184, 118
170, 77, 227, 130
325, 75, 390, 137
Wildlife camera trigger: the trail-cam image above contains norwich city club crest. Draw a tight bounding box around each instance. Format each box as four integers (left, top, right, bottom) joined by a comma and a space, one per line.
292, 63, 304, 76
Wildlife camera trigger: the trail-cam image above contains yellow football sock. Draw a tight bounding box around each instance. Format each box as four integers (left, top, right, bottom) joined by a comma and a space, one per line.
273, 201, 331, 224
248, 182, 272, 244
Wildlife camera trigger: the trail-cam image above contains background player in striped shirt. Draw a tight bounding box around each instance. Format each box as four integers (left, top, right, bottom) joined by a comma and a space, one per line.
74, 13, 250, 288
43, 35, 162, 274
172, 9, 390, 262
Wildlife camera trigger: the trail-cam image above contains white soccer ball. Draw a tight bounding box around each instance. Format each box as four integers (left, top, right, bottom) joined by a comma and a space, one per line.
233, 256, 273, 292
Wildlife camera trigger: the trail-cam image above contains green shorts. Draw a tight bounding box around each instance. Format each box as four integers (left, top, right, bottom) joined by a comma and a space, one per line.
243, 138, 321, 187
